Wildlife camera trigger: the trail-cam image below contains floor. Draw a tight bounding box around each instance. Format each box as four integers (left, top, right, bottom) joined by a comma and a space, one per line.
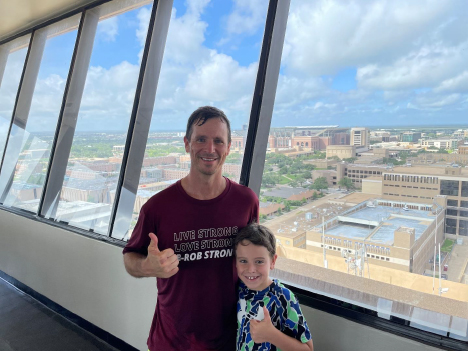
0, 278, 119, 351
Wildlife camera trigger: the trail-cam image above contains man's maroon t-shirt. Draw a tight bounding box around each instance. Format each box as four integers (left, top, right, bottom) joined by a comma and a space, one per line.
123, 178, 259, 351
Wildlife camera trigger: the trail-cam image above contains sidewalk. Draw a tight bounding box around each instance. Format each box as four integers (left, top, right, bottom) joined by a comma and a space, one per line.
445, 238, 468, 283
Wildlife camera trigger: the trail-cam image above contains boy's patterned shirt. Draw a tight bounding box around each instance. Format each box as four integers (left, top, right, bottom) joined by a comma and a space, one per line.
236, 279, 312, 351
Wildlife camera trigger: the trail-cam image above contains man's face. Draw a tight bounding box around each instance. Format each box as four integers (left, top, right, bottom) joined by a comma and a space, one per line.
184, 118, 231, 177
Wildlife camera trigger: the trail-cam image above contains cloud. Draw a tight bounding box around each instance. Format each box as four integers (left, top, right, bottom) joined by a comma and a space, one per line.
282, 0, 466, 76
97, 16, 118, 42
225, 0, 268, 36
435, 71, 468, 93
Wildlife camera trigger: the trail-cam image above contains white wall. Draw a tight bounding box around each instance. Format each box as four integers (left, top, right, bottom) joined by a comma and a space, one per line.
0, 209, 444, 351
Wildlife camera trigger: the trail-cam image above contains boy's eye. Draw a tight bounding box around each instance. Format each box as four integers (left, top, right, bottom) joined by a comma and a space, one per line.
255, 260, 264, 265
239, 259, 247, 264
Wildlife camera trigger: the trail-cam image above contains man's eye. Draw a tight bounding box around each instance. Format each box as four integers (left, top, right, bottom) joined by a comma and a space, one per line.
197, 138, 205, 142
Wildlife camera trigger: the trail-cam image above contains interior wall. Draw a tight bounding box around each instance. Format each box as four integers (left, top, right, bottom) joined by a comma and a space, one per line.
0, 209, 444, 351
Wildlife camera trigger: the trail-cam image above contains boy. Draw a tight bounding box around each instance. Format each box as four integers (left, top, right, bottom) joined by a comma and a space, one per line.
235, 224, 314, 351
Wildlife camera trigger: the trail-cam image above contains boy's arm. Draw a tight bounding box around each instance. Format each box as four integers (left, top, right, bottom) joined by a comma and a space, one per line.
250, 306, 313, 351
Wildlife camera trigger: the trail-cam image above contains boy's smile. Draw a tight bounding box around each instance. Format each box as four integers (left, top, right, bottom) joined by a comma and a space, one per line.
236, 240, 277, 291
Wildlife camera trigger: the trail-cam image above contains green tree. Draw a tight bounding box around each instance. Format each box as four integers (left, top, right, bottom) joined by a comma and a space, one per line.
262, 174, 278, 187
284, 202, 291, 212
296, 176, 306, 187
313, 177, 328, 192
338, 177, 354, 190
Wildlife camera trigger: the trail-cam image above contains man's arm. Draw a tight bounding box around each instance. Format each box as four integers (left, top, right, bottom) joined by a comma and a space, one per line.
123, 233, 179, 278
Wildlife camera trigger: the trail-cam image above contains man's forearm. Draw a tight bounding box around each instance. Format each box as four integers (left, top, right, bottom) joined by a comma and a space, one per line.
123, 252, 150, 278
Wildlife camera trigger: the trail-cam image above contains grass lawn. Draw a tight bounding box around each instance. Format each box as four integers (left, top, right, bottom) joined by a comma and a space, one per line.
441, 239, 455, 253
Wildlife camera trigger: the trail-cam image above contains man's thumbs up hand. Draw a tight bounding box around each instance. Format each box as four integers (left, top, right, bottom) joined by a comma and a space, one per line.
142, 233, 179, 278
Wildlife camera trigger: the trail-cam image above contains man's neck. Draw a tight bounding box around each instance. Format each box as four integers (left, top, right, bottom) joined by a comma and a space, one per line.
181, 172, 227, 200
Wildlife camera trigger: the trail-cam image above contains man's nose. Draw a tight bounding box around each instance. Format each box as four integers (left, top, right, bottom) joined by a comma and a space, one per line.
206, 140, 215, 153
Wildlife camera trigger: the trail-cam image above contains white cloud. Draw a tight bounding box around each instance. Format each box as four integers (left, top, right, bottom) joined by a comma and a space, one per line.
225, 0, 268, 36
282, 0, 466, 75
97, 16, 118, 42
435, 71, 468, 93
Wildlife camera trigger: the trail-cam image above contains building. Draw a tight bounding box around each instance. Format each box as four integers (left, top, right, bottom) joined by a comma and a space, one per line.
312, 169, 337, 187
380, 165, 468, 238
400, 132, 421, 143
259, 201, 285, 217
263, 187, 316, 201
306, 198, 445, 274
458, 145, 468, 155
421, 139, 458, 149
326, 145, 356, 159
336, 162, 388, 188
350, 127, 369, 149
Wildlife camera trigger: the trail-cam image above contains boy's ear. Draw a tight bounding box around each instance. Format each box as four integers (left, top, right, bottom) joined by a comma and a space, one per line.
270, 254, 278, 270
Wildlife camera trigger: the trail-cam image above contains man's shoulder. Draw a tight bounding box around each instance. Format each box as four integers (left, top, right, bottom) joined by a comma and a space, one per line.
141, 182, 180, 211
227, 179, 258, 201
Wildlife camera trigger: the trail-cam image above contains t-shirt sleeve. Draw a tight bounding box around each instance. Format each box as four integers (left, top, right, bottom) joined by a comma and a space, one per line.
248, 188, 259, 224
122, 203, 155, 255
283, 292, 313, 343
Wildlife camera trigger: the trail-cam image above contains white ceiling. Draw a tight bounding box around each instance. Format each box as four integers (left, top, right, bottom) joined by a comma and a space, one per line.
0, 0, 97, 42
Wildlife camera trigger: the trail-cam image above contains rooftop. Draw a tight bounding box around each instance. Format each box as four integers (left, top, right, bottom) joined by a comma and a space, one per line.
324, 203, 435, 245
263, 186, 310, 199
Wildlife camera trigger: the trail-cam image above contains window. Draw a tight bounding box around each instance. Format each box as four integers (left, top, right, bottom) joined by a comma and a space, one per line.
0, 35, 31, 160
462, 181, 468, 197
440, 180, 459, 196
0, 17, 80, 212
447, 200, 458, 207
43, 0, 154, 233
118, 0, 269, 240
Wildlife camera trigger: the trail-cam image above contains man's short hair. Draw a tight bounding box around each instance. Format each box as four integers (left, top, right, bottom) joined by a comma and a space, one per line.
185, 106, 231, 144
235, 224, 276, 259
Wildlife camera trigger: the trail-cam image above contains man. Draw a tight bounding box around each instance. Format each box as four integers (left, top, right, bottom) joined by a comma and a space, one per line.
123, 106, 259, 351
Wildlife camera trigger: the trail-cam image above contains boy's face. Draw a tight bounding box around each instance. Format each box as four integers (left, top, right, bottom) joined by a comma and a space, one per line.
235, 240, 277, 291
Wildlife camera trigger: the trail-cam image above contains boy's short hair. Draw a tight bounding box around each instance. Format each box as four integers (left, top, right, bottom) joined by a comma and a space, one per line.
235, 224, 276, 258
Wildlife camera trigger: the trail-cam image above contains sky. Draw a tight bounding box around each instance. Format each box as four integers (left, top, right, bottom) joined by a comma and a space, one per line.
0, 0, 467, 133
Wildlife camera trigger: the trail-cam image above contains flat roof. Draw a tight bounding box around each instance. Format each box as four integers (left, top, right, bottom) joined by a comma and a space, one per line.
391, 165, 468, 176
325, 205, 434, 245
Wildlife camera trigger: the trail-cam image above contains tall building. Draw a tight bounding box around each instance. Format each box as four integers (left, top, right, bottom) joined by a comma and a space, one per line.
350, 127, 370, 149
400, 132, 421, 143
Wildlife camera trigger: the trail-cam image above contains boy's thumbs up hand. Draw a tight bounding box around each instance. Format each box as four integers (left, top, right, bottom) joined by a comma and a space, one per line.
250, 306, 275, 344
142, 233, 179, 278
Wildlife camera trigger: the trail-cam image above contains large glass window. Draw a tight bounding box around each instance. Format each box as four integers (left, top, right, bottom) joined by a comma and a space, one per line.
447, 199, 458, 207
120, 0, 269, 239
0, 35, 31, 159
0, 16, 80, 212
257, 0, 468, 330
461, 181, 468, 197
446, 218, 457, 235
440, 180, 459, 196
460, 220, 468, 236
50, 0, 153, 233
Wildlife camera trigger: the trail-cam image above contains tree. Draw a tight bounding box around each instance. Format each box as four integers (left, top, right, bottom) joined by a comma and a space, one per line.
296, 176, 306, 187
313, 177, 328, 192
284, 202, 291, 212
338, 177, 354, 190
262, 174, 278, 187
289, 180, 299, 188
301, 171, 312, 179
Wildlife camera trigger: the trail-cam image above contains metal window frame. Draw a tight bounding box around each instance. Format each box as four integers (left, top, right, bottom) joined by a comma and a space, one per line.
240, 0, 290, 196
39, 8, 101, 220
0, 28, 48, 203
0, 34, 33, 176
108, 0, 173, 240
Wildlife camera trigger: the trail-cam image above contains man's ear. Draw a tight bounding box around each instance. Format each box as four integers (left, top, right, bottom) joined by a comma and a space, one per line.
226, 141, 231, 156
270, 254, 278, 270
184, 136, 190, 153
